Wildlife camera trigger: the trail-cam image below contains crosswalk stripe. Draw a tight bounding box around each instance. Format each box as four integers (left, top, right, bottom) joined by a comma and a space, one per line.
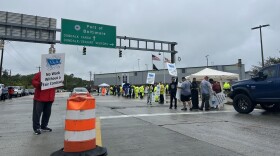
99, 110, 237, 119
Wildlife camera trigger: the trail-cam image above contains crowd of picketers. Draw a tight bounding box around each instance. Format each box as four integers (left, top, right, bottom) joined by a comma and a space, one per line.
98, 76, 231, 111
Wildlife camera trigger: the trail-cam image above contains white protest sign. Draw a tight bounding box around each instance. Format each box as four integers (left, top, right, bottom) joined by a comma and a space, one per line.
166, 63, 177, 76
146, 73, 155, 84
41, 53, 65, 90
210, 92, 227, 107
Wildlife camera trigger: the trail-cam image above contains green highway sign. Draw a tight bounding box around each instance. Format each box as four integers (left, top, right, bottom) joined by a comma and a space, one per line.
61, 19, 116, 48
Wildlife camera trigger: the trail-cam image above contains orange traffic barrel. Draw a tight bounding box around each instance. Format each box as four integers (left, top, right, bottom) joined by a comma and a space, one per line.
51, 93, 107, 156
64, 93, 96, 152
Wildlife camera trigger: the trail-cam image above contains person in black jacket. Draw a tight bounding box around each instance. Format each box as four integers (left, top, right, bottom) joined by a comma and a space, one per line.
191, 78, 199, 109
169, 77, 178, 109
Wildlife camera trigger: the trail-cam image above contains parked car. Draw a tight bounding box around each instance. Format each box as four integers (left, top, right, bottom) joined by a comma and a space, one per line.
28, 88, 35, 95
69, 87, 89, 97
23, 89, 29, 96
12, 86, 25, 97
0, 84, 8, 100
8, 86, 14, 99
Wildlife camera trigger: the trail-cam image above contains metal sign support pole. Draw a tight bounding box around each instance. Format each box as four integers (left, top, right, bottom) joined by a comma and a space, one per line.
0, 40, 4, 81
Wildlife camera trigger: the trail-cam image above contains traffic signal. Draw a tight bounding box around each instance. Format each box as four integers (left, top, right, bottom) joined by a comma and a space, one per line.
119, 49, 122, 57
83, 47, 86, 55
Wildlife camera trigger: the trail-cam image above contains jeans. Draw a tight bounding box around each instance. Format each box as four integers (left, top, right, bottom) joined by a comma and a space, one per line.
32, 100, 53, 131
170, 93, 177, 108
201, 93, 210, 109
147, 93, 152, 104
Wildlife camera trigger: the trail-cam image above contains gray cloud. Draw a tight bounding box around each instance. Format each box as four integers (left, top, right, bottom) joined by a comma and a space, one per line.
1, 0, 280, 80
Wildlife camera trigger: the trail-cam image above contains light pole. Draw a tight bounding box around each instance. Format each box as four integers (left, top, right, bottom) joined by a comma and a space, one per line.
251, 24, 270, 67
205, 55, 209, 67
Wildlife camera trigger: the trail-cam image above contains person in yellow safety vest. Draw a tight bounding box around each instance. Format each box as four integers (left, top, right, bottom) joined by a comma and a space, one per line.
223, 82, 231, 96
154, 83, 159, 102
223, 82, 231, 90
109, 86, 113, 95
159, 83, 165, 104
120, 86, 123, 96
135, 86, 139, 99
139, 85, 145, 99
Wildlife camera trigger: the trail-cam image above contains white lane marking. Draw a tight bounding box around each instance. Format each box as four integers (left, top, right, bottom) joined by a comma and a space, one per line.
99, 110, 236, 119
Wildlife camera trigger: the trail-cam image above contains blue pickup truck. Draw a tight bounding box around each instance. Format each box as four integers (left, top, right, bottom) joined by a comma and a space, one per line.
229, 63, 280, 114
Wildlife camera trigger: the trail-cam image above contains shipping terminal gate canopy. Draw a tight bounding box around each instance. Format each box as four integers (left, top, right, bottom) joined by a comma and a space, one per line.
187, 68, 240, 81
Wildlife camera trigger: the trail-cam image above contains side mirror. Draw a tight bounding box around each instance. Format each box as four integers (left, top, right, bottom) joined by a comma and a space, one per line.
254, 71, 267, 80
258, 71, 264, 77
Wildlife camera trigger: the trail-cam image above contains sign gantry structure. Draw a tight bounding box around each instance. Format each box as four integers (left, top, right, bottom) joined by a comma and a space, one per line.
0, 11, 178, 79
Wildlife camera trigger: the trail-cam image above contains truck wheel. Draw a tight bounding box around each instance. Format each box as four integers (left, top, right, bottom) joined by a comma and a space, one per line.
260, 103, 280, 112
233, 94, 255, 114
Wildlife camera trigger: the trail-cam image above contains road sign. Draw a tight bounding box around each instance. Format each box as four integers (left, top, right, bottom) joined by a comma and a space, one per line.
61, 19, 116, 48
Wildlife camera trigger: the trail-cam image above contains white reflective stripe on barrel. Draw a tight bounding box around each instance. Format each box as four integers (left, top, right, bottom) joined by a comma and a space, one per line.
66, 109, 95, 120
65, 129, 96, 142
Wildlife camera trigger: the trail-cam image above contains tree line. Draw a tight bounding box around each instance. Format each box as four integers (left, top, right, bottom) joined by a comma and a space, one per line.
0, 72, 90, 91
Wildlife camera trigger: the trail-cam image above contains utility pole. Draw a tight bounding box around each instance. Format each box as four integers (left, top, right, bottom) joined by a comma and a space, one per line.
0, 40, 4, 80
251, 24, 270, 67
205, 55, 209, 67
36, 66, 41, 72
89, 71, 92, 85
6, 69, 11, 76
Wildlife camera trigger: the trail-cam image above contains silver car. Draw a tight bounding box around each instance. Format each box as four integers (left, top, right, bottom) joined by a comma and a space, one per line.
69, 87, 89, 97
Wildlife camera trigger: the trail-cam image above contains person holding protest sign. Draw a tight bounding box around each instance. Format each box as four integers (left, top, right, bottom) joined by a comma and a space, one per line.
32, 72, 56, 135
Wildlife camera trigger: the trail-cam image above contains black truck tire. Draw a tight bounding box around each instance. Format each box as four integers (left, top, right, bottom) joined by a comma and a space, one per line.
260, 103, 280, 112
233, 94, 255, 114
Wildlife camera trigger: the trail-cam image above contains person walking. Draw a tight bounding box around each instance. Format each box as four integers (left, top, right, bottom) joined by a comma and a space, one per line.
180, 77, 192, 111
191, 78, 199, 109
147, 85, 153, 105
199, 76, 212, 111
169, 77, 178, 109
32, 72, 56, 135
154, 83, 159, 102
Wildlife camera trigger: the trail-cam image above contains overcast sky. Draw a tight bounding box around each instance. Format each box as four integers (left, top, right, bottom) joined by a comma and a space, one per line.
1, 0, 280, 80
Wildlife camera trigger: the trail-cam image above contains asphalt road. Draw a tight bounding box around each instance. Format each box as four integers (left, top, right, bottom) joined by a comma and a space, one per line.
0, 92, 279, 156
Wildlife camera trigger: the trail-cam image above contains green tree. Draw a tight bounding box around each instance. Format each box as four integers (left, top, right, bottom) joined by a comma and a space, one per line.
0, 72, 88, 90
251, 56, 280, 74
